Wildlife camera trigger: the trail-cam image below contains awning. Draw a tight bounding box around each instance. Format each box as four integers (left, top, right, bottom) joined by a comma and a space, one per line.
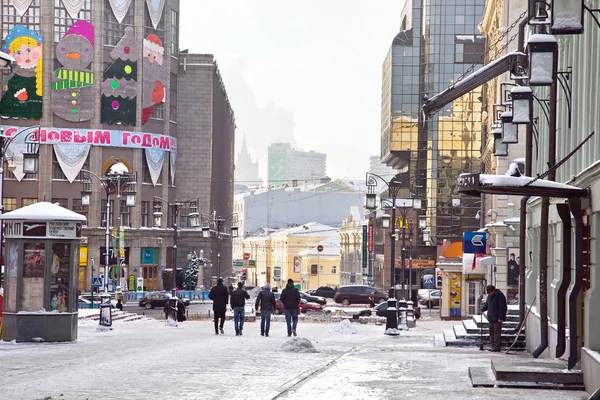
478, 256, 496, 265
457, 173, 589, 198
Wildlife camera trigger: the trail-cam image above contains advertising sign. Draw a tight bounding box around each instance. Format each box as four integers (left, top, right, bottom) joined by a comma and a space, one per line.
136, 277, 144, 292
362, 225, 368, 269
273, 266, 281, 281
79, 246, 88, 266
100, 247, 130, 265
3, 125, 177, 152
367, 219, 374, 252
293, 257, 301, 273
232, 260, 244, 272
463, 232, 487, 254
507, 248, 520, 287
268, 153, 287, 182
449, 272, 462, 317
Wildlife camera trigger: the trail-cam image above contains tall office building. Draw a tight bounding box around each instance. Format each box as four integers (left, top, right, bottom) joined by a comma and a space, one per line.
268, 143, 326, 185
0, 1, 235, 292
380, 0, 485, 252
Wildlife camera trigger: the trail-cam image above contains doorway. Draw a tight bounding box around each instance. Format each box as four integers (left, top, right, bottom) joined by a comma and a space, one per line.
467, 280, 484, 316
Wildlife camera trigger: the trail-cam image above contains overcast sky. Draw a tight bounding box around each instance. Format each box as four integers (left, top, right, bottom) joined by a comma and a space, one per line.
180, 1, 404, 181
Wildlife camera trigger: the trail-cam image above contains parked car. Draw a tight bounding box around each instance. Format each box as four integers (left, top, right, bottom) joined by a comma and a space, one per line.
355, 302, 421, 319
306, 289, 317, 295
333, 285, 388, 306
315, 286, 337, 298
138, 292, 190, 309
418, 289, 441, 308
299, 291, 327, 305
275, 298, 323, 314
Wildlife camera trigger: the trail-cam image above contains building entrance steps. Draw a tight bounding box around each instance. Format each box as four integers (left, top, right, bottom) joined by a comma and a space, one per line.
468, 358, 585, 391
443, 311, 526, 350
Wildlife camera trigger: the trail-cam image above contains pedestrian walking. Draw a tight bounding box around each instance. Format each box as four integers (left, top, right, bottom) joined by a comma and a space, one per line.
368, 292, 375, 309
255, 283, 277, 337
116, 299, 123, 311
280, 278, 301, 337
230, 282, 250, 336
209, 278, 229, 334
482, 285, 507, 352
176, 297, 186, 322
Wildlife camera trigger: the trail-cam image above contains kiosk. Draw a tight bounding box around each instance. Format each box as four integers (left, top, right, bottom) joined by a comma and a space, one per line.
1, 202, 85, 342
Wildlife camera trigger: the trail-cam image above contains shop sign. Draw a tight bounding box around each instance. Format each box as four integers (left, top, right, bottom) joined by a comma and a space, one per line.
449, 272, 462, 317
79, 247, 88, 266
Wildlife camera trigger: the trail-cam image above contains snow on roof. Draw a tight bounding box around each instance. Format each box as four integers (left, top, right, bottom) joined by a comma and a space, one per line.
527, 34, 557, 44
270, 222, 337, 237
472, 174, 583, 191
504, 217, 521, 223
0, 202, 87, 221
451, 51, 527, 91
511, 86, 532, 94
298, 236, 340, 256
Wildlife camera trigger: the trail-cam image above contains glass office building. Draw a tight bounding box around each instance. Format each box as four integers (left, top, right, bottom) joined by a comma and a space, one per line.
381, 0, 485, 247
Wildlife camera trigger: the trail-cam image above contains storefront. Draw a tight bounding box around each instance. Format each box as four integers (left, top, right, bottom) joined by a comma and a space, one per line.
79, 245, 88, 293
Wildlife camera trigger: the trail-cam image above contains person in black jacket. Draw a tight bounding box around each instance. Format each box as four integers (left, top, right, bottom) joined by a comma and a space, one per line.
482, 285, 507, 351
230, 282, 250, 336
209, 278, 229, 334
176, 297, 186, 322
255, 283, 277, 336
280, 279, 301, 337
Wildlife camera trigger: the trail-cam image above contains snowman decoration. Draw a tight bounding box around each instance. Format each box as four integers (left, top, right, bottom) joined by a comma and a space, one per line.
51, 20, 95, 122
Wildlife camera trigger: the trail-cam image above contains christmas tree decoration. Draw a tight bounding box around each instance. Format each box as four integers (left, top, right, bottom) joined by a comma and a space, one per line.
141, 33, 166, 125
51, 20, 95, 122
9, 0, 34, 16
61, 0, 86, 19
145, 0, 166, 30
183, 252, 202, 291
101, 26, 137, 126
0, 26, 43, 120
108, 0, 133, 24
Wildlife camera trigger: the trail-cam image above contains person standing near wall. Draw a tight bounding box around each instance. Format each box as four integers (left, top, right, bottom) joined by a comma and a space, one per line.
482, 284, 507, 352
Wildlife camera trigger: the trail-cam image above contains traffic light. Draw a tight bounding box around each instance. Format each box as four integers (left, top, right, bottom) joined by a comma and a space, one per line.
436, 268, 442, 288
241, 269, 247, 281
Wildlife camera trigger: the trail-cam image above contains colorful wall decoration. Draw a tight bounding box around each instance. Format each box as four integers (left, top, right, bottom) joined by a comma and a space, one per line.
108, 0, 133, 23
102, 26, 137, 126
141, 33, 166, 125
9, 0, 33, 16
146, 0, 166, 29
51, 20, 95, 122
53, 143, 91, 183
0, 26, 43, 120
449, 272, 462, 317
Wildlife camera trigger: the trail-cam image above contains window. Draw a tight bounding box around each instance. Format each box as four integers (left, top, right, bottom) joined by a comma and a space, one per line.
103, 0, 134, 46
144, 5, 165, 42
142, 152, 162, 184
72, 199, 87, 221
454, 35, 486, 64
170, 10, 178, 55
169, 73, 177, 122
54, 0, 91, 42
141, 201, 150, 227
52, 198, 68, 208
52, 151, 67, 180
22, 198, 38, 207
331, 266, 337, 274
151, 102, 165, 120
101, 199, 114, 227
75, 154, 90, 182
310, 264, 317, 276
3, 158, 37, 180
1, 0, 41, 40
120, 200, 131, 227
153, 200, 163, 227
3, 197, 16, 212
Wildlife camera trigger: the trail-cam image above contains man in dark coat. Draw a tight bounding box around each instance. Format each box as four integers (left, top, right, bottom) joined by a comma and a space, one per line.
482, 284, 507, 351
176, 297, 186, 322
209, 278, 229, 334
230, 282, 250, 336
280, 278, 301, 337
255, 283, 277, 337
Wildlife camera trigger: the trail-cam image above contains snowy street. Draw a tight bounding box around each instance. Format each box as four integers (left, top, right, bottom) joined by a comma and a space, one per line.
0, 318, 589, 400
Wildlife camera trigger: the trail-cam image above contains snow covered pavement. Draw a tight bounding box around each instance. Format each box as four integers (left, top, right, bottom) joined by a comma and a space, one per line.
0, 318, 589, 399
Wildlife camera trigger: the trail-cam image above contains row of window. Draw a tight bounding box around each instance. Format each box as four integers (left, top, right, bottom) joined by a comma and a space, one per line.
310, 265, 337, 275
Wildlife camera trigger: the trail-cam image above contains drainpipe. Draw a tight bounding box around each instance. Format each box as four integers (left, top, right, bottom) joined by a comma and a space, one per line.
532, 40, 559, 359
567, 198, 582, 370
555, 204, 571, 358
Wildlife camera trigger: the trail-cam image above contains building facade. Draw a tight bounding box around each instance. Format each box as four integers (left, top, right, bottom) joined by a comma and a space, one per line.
0, 0, 235, 292
339, 207, 366, 286
267, 142, 326, 185
380, 0, 485, 255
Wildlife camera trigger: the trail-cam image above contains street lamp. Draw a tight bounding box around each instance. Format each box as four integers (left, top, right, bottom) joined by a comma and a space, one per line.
510, 86, 533, 124
79, 160, 137, 330
501, 111, 519, 144
153, 197, 200, 323
551, 0, 584, 35
201, 212, 239, 278
527, 34, 558, 87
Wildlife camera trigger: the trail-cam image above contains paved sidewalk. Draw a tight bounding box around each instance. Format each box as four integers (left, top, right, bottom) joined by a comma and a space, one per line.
0, 318, 589, 400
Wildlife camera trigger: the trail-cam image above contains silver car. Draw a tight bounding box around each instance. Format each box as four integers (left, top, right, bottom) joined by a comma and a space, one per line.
418, 289, 441, 308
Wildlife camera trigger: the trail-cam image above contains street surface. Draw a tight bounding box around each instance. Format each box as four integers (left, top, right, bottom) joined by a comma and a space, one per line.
0, 317, 589, 400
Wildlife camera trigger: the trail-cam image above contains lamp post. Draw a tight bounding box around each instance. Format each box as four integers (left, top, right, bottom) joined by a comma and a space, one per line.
366, 172, 424, 334
201, 212, 239, 279
153, 197, 200, 323
80, 160, 137, 329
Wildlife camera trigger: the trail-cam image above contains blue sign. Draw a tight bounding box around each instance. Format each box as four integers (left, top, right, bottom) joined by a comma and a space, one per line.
92, 277, 103, 287
463, 231, 487, 254
423, 274, 435, 288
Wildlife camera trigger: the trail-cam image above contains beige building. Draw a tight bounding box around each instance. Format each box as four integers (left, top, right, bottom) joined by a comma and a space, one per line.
298, 236, 340, 290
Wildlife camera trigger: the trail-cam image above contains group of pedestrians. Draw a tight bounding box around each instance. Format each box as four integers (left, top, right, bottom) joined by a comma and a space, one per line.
163, 297, 187, 323
208, 278, 301, 337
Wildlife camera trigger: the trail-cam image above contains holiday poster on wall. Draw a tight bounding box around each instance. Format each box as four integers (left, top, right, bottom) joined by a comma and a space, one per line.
0, 25, 43, 120
51, 20, 95, 122
141, 33, 166, 125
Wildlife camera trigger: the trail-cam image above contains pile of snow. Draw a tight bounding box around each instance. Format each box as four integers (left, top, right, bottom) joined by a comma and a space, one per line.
329, 319, 358, 335
281, 338, 319, 353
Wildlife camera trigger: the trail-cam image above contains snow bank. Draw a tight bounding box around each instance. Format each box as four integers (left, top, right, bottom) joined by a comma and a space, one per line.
281, 338, 319, 353
329, 319, 358, 335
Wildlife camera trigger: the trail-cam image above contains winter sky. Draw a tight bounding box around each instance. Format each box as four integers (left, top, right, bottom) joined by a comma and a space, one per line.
180, 1, 405, 182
